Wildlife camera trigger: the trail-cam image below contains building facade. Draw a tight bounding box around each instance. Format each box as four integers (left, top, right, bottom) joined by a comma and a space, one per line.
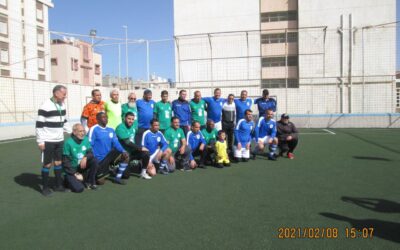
174, 0, 396, 114
51, 38, 102, 86
0, 0, 53, 81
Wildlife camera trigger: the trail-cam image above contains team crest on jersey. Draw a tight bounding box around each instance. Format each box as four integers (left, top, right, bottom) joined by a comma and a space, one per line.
220, 102, 223, 106
157, 137, 161, 142
196, 134, 200, 139
178, 134, 181, 138
247, 102, 250, 106
151, 104, 154, 108
109, 132, 113, 138
250, 126, 253, 130
82, 146, 87, 151
270, 124, 273, 129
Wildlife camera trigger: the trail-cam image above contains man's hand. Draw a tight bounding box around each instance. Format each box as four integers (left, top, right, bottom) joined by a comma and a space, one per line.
286, 135, 293, 141
141, 147, 149, 152
245, 143, 250, 150
268, 138, 273, 144
74, 173, 83, 181
190, 160, 197, 169
179, 145, 186, 155
80, 157, 87, 169
237, 143, 242, 150
38, 143, 45, 151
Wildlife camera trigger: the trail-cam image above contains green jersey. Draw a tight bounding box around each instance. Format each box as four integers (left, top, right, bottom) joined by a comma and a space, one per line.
121, 103, 138, 129
105, 100, 122, 130
190, 100, 206, 126
154, 101, 172, 130
201, 128, 218, 144
164, 127, 185, 153
63, 136, 91, 169
116, 122, 136, 152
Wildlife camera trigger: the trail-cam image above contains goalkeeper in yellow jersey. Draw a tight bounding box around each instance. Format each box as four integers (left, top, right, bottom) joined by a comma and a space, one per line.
215, 130, 231, 168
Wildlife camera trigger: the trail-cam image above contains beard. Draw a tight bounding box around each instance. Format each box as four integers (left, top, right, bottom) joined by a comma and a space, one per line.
128, 102, 136, 108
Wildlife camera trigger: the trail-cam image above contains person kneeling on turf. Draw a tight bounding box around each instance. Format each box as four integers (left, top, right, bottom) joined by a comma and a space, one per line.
277, 113, 298, 159
89, 112, 129, 185
63, 124, 98, 192
164, 117, 191, 171
142, 119, 172, 175
187, 121, 207, 169
233, 109, 255, 162
116, 112, 152, 180
215, 130, 230, 168
252, 109, 278, 161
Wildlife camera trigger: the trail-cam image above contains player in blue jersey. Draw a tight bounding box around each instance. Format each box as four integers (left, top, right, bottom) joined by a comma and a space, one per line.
172, 89, 191, 136
254, 89, 277, 117
234, 90, 253, 123
88, 112, 129, 185
187, 121, 207, 169
203, 88, 226, 130
136, 89, 156, 144
252, 109, 278, 161
142, 119, 172, 175
233, 109, 255, 162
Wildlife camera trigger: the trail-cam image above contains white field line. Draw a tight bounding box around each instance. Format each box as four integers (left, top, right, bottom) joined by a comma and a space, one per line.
0, 137, 35, 145
323, 129, 336, 135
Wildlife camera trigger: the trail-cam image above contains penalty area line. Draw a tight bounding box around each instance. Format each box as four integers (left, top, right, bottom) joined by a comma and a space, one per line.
0, 137, 35, 145
323, 129, 336, 135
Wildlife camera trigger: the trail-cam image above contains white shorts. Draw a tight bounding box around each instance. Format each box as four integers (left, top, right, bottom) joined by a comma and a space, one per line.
258, 136, 272, 145
150, 149, 161, 163
233, 145, 250, 158
214, 121, 222, 131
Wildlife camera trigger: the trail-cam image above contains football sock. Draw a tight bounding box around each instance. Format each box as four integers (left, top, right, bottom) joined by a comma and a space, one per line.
116, 163, 128, 179
53, 165, 63, 187
41, 167, 50, 189
252, 145, 259, 154
269, 144, 277, 156
160, 159, 167, 169
141, 168, 147, 175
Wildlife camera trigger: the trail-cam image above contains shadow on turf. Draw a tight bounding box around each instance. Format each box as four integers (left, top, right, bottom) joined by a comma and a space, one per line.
320, 212, 400, 243
352, 156, 392, 161
341, 196, 400, 213
342, 131, 400, 155
14, 173, 45, 193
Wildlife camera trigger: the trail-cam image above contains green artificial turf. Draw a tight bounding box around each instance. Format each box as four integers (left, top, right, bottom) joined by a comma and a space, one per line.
0, 129, 399, 249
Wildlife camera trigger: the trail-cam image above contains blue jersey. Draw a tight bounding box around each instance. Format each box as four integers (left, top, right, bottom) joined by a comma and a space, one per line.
234, 98, 253, 122
137, 99, 155, 129
186, 130, 206, 160
141, 130, 168, 155
88, 125, 125, 161
203, 97, 226, 123
234, 119, 254, 146
255, 117, 277, 141
254, 97, 277, 116
172, 99, 191, 126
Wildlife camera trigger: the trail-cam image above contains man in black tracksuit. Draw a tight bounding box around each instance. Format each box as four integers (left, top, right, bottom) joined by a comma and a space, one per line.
277, 113, 298, 159
222, 94, 236, 153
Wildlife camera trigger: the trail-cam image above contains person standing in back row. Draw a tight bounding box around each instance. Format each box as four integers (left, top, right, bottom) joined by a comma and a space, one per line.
203, 88, 226, 131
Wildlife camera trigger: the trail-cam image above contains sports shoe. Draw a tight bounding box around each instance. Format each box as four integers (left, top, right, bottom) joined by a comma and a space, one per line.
113, 178, 126, 185
223, 163, 231, 167
198, 163, 207, 169
87, 184, 99, 190
41, 188, 53, 197
159, 167, 169, 175
180, 166, 192, 172
268, 154, 277, 161
287, 152, 295, 159
215, 163, 224, 168
140, 172, 152, 180
54, 185, 66, 192
251, 153, 257, 160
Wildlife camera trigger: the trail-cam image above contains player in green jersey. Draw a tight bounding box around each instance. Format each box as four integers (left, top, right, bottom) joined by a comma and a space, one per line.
154, 90, 172, 133
190, 91, 207, 130
121, 92, 138, 129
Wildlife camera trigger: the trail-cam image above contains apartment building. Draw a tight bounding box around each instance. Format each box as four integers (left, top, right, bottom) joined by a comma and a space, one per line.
51, 38, 102, 86
0, 0, 53, 80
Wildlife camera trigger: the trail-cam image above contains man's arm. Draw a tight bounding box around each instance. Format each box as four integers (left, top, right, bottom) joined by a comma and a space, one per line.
62, 155, 76, 175
290, 123, 298, 140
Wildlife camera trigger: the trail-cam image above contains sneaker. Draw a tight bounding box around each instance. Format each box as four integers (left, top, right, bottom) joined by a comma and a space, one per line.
41, 188, 53, 197
87, 184, 99, 190
113, 178, 126, 185
268, 154, 277, 161
287, 152, 295, 159
215, 163, 224, 169
223, 163, 231, 167
251, 153, 257, 160
198, 163, 207, 169
159, 167, 169, 175
54, 185, 66, 192
140, 172, 152, 180
180, 166, 192, 172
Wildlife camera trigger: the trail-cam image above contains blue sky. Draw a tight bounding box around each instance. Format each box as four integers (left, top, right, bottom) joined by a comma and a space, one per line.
50, 1, 399, 81
49, 0, 175, 81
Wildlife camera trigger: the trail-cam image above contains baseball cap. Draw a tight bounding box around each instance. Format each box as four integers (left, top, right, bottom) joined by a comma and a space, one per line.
281, 113, 290, 119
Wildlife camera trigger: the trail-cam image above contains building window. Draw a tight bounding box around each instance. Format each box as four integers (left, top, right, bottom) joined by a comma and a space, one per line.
37, 27, 44, 46
0, 0, 7, 9
262, 56, 298, 67
396, 82, 400, 109
261, 79, 299, 88
51, 58, 57, 65
82, 45, 90, 62
0, 14, 7, 37
261, 11, 297, 23
38, 51, 45, 70
1, 69, 10, 76
261, 32, 298, 44
95, 64, 100, 75
70, 58, 78, 71
0, 41, 9, 65
72, 80, 79, 84
38, 74, 45, 81
36, 2, 43, 22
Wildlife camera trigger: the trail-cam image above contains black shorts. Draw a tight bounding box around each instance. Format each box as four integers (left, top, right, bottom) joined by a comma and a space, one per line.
43, 141, 64, 165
